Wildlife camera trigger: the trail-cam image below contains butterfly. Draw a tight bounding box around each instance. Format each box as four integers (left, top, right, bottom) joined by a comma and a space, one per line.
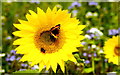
40, 24, 60, 53
50, 24, 60, 39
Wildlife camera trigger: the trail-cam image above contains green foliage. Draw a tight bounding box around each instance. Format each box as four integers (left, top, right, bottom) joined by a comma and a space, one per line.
13, 70, 39, 75
83, 67, 93, 73
13, 69, 39, 73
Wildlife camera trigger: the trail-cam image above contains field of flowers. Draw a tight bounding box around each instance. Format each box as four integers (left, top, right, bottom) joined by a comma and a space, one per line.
1, 1, 119, 74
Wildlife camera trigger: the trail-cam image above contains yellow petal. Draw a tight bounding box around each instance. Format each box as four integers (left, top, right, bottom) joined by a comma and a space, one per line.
25, 12, 40, 27
52, 6, 57, 13
39, 62, 45, 72
58, 60, 65, 73
13, 24, 36, 31
13, 37, 34, 45
50, 54, 57, 73
37, 7, 47, 26
45, 60, 50, 71
68, 54, 77, 63
78, 25, 86, 30
12, 31, 34, 37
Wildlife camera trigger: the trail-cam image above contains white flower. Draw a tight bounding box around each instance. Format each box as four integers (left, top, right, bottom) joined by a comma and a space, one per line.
89, 28, 98, 33
86, 12, 98, 18
96, 47, 100, 50
93, 12, 98, 17
1, 16, 5, 20
91, 45, 96, 48
86, 12, 93, 18
72, 10, 78, 17
89, 28, 103, 36
33, 65, 39, 69
99, 49, 104, 53
0, 53, 5, 57
55, 4, 62, 8
107, 72, 116, 75
6, 0, 12, 3
0, 69, 5, 73
108, 0, 117, 2
85, 34, 91, 39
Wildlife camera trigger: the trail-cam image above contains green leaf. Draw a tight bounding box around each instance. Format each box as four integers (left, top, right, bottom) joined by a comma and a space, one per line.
83, 68, 93, 73
74, 54, 80, 58
13, 69, 39, 75
93, 58, 101, 61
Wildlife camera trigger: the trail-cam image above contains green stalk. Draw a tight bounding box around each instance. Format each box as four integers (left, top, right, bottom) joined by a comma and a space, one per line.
92, 56, 95, 75
92, 49, 95, 75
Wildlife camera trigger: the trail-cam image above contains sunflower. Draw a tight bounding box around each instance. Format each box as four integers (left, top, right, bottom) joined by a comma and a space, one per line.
13, 7, 85, 72
103, 36, 120, 65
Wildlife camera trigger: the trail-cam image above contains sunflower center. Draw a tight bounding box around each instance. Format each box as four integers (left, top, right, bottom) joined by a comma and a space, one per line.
40, 24, 60, 46
40, 31, 57, 45
114, 46, 120, 56
34, 24, 61, 54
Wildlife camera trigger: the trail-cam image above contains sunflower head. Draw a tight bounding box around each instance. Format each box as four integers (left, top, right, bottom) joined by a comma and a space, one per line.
104, 36, 120, 65
13, 7, 86, 72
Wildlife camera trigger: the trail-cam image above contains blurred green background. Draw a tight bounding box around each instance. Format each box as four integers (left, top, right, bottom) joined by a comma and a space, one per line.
1, 2, 119, 74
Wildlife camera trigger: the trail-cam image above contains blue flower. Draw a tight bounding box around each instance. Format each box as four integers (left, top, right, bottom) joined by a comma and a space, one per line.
108, 29, 118, 35
16, 57, 21, 60
88, 46, 91, 49
31, 67, 36, 70
68, 2, 81, 9
90, 34, 95, 38
6, 36, 12, 40
6, 58, 10, 61
72, 10, 78, 17
19, 69, 27, 71
9, 55, 16, 61
2, 23, 4, 25
81, 42, 86, 45
72, 2, 81, 7
118, 28, 120, 33
86, 30, 90, 33
72, 10, 78, 14
68, 6, 73, 9
93, 53, 97, 57
85, 60, 90, 64
89, 2, 98, 6
7, 54, 10, 57
10, 50, 16, 54
88, 54, 92, 57
83, 53, 87, 56
21, 63, 28, 67
104, 59, 108, 62
30, 0, 40, 4
45, 70, 49, 73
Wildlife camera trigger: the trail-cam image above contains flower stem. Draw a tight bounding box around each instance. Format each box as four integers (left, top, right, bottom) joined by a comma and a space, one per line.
92, 50, 95, 75
92, 57, 95, 75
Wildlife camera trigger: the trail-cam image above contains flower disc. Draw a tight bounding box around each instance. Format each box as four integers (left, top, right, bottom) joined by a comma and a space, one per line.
13, 7, 86, 72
